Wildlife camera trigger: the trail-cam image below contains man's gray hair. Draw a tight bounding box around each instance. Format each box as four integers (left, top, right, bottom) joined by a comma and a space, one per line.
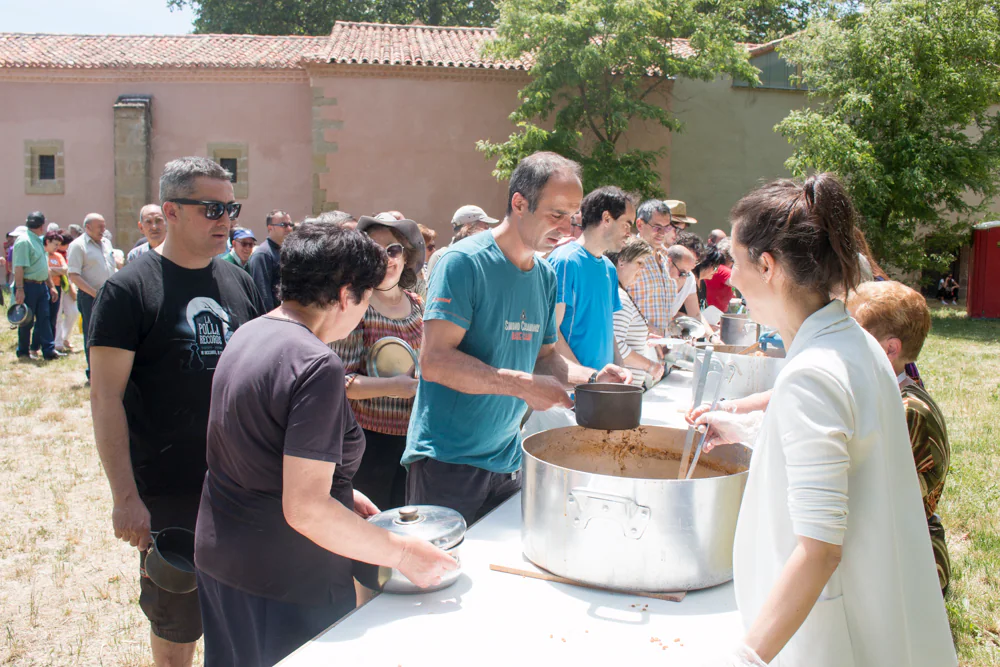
305, 210, 355, 226
637, 199, 672, 224
83, 212, 105, 227
67, 224, 84, 238
506, 151, 582, 216
716, 238, 733, 262
159, 157, 231, 203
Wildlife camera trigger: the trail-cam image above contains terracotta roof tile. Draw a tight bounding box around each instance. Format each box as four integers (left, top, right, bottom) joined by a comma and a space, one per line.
0, 33, 328, 69
0, 23, 763, 72
323, 21, 526, 70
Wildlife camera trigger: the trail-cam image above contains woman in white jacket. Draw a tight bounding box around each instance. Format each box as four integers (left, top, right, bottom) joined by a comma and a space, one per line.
696, 174, 956, 666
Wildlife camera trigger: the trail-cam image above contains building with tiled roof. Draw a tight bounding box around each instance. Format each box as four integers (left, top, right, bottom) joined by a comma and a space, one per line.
0, 21, 806, 245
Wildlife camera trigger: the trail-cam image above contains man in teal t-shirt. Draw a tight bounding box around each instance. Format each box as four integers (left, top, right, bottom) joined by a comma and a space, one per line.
403, 152, 631, 524
12, 211, 60, 360
547, 185, 635, 370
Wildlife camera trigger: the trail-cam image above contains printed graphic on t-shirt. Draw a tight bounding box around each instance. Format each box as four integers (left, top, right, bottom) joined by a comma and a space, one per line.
183, 296, 233, 371
504, 308, 542, 342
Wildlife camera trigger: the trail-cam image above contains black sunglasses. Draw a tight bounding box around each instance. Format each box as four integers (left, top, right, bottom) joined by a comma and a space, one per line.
167, 198, 241, 221
269, 222, 294, 229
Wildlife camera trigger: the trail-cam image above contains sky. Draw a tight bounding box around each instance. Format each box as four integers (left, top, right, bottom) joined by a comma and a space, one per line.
1, 0, 196, 35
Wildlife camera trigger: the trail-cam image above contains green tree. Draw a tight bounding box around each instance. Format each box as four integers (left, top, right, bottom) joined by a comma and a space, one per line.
166, 0, 499, 35
477, 0, 759, 199
776, 0, 1000, 273
730, 0, 860, 44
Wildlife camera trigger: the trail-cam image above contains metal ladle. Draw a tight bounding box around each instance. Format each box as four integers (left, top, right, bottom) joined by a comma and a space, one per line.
684, 361, 738, 480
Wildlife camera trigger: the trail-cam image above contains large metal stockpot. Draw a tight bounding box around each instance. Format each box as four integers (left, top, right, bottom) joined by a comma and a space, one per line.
521, 425, 751, 592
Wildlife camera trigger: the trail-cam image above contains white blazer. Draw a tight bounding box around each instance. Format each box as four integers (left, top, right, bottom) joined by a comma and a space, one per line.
733, 300, 956, 667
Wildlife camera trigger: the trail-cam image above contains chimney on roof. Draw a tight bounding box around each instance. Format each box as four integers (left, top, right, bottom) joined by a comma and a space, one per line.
410, 20, 425, 26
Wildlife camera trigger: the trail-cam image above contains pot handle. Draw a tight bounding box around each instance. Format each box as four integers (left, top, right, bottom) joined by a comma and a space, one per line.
567, 489, 650, 539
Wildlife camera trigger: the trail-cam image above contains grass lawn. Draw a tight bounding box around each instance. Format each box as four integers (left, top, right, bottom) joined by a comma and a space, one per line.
0, 303, 997, 665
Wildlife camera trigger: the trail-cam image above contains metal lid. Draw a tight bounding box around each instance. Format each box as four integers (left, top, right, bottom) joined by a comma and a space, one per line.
368, 505, 466, 550
366, 336, 418, 378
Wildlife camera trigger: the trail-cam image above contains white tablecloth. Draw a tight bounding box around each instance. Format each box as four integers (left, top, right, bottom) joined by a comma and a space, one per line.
280, 369, 744, 667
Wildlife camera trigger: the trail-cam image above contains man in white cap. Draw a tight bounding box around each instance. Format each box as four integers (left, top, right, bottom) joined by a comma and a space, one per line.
424, 205, 499, 279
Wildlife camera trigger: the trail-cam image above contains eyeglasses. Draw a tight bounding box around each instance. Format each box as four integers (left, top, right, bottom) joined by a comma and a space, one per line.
167, 199, 241, 221
648, 222, 682, 234
384, 243, 405, 259
234, 240, 256, 247
269, 222, 293, 229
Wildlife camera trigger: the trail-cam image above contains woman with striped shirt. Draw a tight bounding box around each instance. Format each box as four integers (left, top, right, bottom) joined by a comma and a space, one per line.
607, 238, 665, 388
330, 216, 427, 511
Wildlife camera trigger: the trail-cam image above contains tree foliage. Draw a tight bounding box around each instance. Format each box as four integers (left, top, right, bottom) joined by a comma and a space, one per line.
776, 0, 1000, 273
166, 0, 499, 34
727, 0, 860, 44
477, 0, 758, 199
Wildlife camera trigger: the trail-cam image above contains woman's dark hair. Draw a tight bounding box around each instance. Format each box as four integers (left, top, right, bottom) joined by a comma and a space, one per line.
731, 173, 860, 298
674, 231, 705, 256
279, 223, 387, 307
694, 246, 725, 279
43, 230, 64, 245
580, 186, 634, 230
367, 223, 418, 290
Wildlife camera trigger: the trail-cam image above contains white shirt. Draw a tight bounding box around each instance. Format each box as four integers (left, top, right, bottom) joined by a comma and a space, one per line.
67, 233, 116, 290
669, 273, 696, 319
734, 300, 956, 667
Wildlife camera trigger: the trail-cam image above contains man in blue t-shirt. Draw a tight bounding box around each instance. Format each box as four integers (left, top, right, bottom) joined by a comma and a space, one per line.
403, 152, 631, 524
547, 186, 635, 370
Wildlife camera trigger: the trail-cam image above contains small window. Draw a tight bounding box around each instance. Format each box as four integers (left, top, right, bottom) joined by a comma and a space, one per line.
219, 158, 238, 183
38, 155, 56, 180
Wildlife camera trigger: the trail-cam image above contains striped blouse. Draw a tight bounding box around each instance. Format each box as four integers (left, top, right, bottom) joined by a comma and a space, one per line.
329, 291, 423, 436
614, 287, 651, 387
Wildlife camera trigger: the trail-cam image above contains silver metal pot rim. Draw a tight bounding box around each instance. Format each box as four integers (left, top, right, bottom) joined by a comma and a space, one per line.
520, 441, 749, 486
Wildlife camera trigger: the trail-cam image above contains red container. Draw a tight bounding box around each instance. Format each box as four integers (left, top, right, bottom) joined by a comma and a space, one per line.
968, 221, 1000, 319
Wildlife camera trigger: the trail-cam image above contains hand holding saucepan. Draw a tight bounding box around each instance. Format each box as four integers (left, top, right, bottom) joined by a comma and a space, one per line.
352, 490, 380, 519
596, 364, 632, 385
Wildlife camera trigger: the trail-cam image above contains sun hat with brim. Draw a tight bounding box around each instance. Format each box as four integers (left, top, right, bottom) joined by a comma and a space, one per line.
356, 215, 427, 272
8, 225, 28, 238
665, 200, 698, 225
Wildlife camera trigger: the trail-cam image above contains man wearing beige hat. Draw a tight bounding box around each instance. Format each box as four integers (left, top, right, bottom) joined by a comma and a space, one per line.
664, 200, 698, 230
425, 205, 500, 278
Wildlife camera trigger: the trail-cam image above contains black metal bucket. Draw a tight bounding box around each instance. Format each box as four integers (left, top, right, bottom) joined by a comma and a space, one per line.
145, 528, 197, 594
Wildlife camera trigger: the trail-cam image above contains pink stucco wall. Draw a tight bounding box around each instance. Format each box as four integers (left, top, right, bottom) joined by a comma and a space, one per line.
311, 71, 674, 240
0, 77, 313, 242
312, 73, 525, 237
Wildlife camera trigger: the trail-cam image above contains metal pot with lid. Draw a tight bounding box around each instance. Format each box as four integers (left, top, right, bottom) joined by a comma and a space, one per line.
364, 505, 466, 594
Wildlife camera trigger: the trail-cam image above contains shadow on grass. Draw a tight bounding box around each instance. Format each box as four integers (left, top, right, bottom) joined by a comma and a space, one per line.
930, 310, 1000, 344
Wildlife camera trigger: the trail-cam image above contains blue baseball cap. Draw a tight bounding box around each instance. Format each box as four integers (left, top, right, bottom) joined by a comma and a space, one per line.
232, 228, 256, 241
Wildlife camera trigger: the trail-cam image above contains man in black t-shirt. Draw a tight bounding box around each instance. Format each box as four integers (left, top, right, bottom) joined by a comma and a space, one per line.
89, 157, 265, 667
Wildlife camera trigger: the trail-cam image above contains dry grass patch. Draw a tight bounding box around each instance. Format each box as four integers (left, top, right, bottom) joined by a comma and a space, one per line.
0, 328, 202, 666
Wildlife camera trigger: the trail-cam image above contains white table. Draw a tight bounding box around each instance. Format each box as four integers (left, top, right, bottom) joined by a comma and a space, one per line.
280, 370, 743, 666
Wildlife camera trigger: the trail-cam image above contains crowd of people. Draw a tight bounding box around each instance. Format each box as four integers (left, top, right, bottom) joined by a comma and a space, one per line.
3, 152, 956, 667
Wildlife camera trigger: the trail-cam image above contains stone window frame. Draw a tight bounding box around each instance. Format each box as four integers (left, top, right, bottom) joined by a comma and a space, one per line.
24, 140, 65, 195
208, 142, 249, 199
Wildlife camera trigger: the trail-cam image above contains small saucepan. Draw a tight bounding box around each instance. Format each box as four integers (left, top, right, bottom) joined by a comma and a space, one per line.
574, 383, 643, 431
144, 528, 197, 594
